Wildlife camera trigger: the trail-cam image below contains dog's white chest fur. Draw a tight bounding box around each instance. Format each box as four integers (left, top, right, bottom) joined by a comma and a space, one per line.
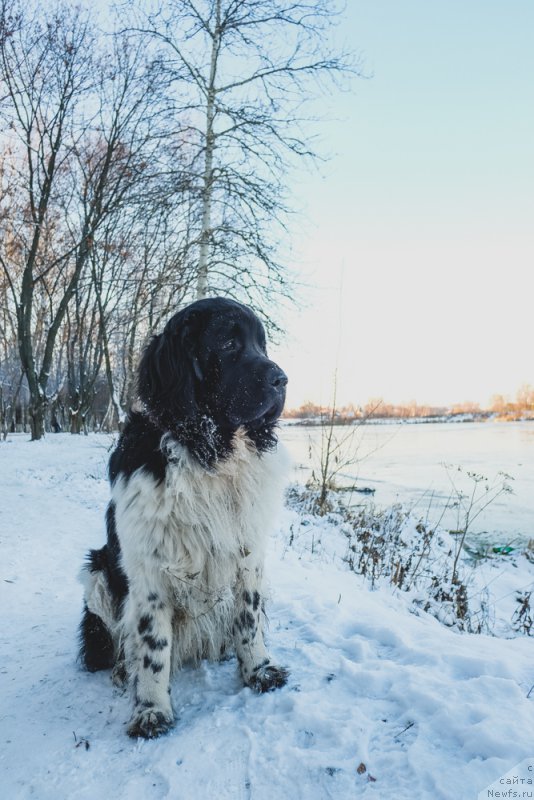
111, 429, 289, 666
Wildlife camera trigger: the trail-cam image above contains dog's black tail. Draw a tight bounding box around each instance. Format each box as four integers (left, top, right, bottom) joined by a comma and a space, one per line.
79, 601, 115, 672
78, 547, 115, 672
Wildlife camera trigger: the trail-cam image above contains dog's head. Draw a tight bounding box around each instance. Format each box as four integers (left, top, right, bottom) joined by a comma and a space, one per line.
138, 297, 287, 458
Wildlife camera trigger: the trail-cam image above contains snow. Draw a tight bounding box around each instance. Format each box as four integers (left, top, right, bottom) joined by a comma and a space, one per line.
1, 433, 533, 800
285, 488, 534, 638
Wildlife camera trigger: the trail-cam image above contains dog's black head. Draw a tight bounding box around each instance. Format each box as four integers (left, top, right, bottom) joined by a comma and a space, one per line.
137, 297, 287, 464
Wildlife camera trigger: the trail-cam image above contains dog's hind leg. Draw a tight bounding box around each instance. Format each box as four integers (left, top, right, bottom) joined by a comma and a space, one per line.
78, 550, 118, 672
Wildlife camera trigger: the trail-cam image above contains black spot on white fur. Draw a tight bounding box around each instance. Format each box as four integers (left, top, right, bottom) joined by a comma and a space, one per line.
138, 615, 153, 634
143, 635, 168, 651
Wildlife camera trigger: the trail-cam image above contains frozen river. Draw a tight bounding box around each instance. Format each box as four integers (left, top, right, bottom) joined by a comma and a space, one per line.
279, 421, 534, 544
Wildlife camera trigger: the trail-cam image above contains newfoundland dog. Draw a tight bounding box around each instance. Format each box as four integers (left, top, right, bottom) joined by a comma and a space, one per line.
79, 297, 289, 738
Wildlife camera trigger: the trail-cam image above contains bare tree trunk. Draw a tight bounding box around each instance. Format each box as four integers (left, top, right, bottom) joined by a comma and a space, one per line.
94, 270, 125, 431
196, 0, 220, 300
29, 401, 45, 440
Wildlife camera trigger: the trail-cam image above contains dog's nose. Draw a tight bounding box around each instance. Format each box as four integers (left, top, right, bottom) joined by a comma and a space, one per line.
270, 366, 288, 389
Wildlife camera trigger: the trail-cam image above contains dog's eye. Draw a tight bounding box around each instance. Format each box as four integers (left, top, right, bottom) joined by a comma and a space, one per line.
221, 338, 237, 351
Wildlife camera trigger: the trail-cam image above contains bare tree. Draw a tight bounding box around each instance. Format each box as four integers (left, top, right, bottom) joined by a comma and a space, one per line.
58, 33, 178, 432
124, 0, 357, 321
0, 1, 97, 438
0, 1, 176, 438
99, 205, 197, 423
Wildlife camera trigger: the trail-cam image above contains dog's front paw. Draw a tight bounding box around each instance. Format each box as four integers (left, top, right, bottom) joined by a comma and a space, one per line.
127, 707, 174, 739
247, 663, 289, 693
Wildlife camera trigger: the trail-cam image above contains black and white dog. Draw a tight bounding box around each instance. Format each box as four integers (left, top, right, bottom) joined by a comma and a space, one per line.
79, 297, 289, 738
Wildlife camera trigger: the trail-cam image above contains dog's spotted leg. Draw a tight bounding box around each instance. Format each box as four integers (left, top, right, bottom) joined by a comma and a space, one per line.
111, 643, 127, 688
124, 589, 174, 738
233, 580, 289, 693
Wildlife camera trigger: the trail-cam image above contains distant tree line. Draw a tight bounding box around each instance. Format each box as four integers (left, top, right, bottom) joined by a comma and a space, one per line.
489, 385, 534, 421
284, 385, 534, 423
0, 0, 353, 439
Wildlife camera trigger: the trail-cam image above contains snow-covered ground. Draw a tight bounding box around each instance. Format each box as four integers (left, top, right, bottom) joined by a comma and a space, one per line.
1, 434, 533, 800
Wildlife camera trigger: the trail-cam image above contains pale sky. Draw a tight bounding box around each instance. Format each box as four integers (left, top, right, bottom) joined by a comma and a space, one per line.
271, 0, 534, 410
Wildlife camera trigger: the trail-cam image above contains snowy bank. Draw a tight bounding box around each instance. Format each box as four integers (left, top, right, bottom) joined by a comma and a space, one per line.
1, 434, 533, 800
285, 485, 534, 638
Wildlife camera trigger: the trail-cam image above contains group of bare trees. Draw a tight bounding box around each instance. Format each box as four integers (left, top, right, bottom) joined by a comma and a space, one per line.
0, 0, 352, 439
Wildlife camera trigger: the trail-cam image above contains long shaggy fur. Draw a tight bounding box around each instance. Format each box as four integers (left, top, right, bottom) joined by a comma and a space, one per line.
78, 297, 289, 739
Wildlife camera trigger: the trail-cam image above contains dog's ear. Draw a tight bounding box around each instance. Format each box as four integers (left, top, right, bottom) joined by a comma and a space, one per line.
137, 310, 200, 422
